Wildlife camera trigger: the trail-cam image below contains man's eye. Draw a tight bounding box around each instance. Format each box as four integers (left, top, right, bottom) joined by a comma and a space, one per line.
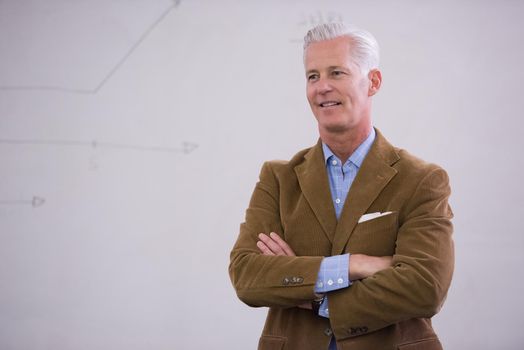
332, 70, 344, 76
307, 74, 319, 81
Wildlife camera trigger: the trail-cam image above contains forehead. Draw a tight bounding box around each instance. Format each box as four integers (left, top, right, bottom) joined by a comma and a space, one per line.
304, 36, 354, 71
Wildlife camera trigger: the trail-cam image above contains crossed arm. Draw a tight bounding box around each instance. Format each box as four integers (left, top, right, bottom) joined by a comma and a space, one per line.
257, 232, 392, 309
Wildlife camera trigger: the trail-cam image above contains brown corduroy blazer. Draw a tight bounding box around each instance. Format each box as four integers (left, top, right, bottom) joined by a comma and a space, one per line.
229, 129, 454, 350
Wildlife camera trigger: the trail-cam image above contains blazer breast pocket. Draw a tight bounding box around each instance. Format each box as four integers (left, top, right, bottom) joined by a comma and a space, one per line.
348, 211, 399, 256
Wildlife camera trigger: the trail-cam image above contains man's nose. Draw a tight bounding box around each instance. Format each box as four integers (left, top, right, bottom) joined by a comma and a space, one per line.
316, 78, 333, 94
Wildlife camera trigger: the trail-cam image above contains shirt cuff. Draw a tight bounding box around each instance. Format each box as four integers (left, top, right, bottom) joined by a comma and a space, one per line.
314, 253, 351, 293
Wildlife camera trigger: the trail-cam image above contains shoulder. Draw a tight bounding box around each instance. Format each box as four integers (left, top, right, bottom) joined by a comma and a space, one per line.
390, 147, 451, 211
374, 129, 449, 183
395, 147, 443, 173
253, 145, 317, 197
395, 148, 447, 177
261, 143, 318, 176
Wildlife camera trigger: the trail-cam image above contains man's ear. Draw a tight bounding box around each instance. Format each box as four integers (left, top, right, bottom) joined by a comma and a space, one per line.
368, 69, 382, 96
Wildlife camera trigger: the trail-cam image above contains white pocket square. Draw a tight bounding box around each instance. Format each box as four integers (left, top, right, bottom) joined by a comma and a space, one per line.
358, 211, 393, 223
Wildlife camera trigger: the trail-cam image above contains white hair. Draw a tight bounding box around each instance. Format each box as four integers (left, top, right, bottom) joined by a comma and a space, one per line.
303, 22, 380, 74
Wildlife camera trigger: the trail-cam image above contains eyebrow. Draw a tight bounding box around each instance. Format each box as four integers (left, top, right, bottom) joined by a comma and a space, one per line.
306, 66, 347, 75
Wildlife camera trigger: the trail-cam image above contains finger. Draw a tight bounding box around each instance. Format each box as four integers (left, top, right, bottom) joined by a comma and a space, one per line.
256, 241, 274, 255
269, 232, 295, 256
258, 233, 286, 255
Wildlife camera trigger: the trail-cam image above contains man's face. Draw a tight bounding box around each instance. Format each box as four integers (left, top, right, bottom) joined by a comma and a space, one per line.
305, 36, 374, 135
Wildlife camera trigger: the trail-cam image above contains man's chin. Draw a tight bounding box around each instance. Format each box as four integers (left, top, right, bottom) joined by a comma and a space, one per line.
321, 123, 351, 134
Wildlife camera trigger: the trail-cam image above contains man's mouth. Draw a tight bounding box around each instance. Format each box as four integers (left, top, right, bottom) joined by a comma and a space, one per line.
319, 101, 342, 108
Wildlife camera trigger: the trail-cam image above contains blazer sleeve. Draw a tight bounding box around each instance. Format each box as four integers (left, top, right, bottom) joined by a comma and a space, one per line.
328, 165, 454, 339
229, 161, 323, 308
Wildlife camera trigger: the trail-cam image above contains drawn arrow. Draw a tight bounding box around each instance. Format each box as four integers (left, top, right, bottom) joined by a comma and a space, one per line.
0, 139, 198, 154
0, 196, 46, 208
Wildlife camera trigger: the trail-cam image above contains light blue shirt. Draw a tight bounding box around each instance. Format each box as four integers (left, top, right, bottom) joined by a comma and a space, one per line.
314, 128, 376, 348
322, 128, 376, 220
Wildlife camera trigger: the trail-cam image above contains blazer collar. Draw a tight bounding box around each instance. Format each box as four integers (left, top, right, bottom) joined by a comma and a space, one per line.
294, 128, 400, 250
294, 138, 338, 242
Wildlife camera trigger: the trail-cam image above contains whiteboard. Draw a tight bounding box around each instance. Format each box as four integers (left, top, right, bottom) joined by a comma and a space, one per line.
1, 0, 523, 349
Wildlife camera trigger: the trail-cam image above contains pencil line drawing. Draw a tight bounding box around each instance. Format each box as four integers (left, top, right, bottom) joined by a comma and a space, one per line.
0, 196, 46, 208
290, 11, 344, 43
0, 138, 198, 155
0, 0, 182, 94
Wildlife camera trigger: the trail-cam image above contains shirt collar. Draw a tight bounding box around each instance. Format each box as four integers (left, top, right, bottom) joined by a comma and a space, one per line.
322, 128, 376, 168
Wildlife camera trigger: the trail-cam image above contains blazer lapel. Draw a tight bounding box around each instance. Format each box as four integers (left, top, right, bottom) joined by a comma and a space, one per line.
331, 129, 400, 255
295, 140, 337, 243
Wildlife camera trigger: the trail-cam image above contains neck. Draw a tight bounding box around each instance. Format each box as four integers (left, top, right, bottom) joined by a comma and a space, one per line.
320, 124, 372, 164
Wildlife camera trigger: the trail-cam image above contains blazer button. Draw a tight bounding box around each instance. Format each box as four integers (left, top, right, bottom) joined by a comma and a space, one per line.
324, 328, 333, 337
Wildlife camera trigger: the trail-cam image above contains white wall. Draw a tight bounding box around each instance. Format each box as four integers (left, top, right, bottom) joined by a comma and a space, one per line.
1, 0, 523, 349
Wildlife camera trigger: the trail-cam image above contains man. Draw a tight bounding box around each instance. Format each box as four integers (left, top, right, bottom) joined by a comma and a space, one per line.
229, 22, 454, 350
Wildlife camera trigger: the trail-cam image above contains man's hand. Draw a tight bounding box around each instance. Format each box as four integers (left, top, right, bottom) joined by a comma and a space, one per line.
257, 232, 296, 256
256, 232, 312, 309
349, 254, 393, 280
255, 233, 392, 310
256, 233, 392, 280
